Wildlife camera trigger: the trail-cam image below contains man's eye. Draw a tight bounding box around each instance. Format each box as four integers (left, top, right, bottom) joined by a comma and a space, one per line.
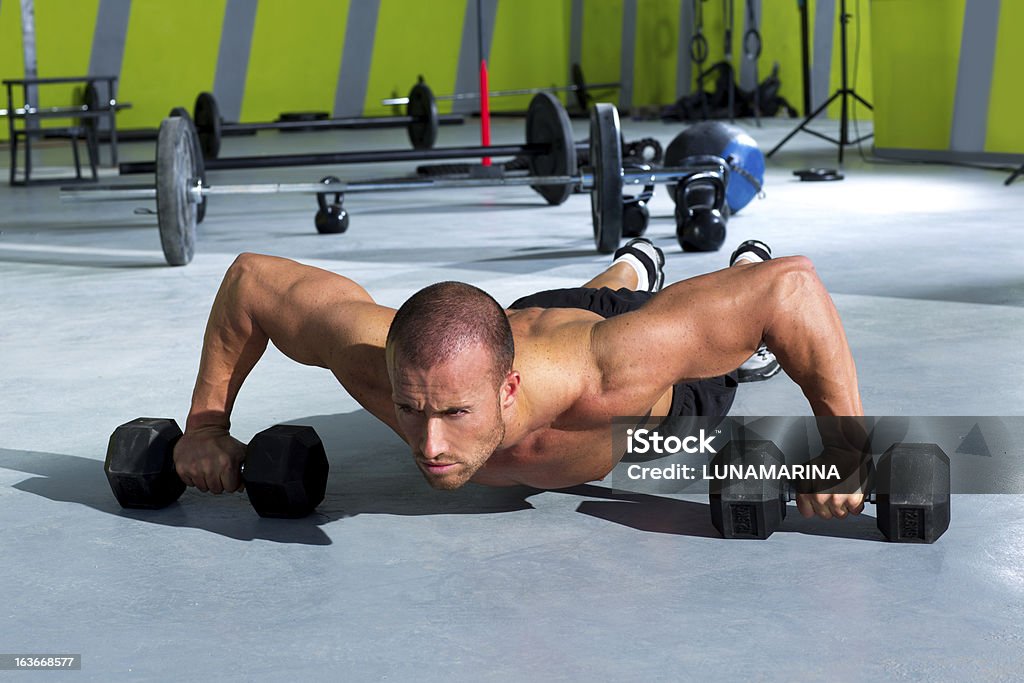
397, 405, 416, 414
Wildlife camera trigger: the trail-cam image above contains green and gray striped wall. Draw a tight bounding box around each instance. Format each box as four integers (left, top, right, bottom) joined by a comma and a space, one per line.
1, 0, 1020, 162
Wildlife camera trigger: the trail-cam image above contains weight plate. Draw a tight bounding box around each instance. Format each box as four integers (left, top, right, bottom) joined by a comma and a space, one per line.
571, 63, 589, 112
406, 82, 439, 150
526, 93, 575, 205
81, 82, 100, 133
193, 91, 222, 159
169, 107, 207, 224
155, 117, 197, 266
589, 103, 623, 254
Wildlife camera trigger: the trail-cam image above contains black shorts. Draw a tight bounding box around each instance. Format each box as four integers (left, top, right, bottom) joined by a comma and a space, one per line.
508, 287, 738, 417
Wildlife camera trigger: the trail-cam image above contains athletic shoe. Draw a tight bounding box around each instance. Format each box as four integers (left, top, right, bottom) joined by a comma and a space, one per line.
613, 238, 666, 292
738, 343, 782, 383
729, 239, 772, 266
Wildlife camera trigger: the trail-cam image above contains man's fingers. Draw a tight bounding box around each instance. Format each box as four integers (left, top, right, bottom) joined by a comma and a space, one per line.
220, 471, 243, 495
796, 495, 815, 518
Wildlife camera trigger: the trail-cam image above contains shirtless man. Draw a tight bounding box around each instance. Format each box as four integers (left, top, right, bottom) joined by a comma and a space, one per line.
174, 239, 865, 520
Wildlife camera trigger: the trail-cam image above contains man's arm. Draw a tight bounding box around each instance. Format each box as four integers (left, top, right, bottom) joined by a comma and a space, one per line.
176, 252, 393, 493
591, 256, 865, 519
591, 255, 862, 417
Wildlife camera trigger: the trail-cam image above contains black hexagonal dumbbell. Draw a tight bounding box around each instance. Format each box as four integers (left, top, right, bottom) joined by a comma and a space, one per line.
104, 417, 329, 518
708, 440, 950, 543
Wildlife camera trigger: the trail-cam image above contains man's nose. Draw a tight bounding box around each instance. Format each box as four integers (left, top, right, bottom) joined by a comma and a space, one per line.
420, 418, 448, 459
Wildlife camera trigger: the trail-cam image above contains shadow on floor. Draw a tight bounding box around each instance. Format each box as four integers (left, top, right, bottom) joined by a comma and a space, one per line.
0, 409, 891, 546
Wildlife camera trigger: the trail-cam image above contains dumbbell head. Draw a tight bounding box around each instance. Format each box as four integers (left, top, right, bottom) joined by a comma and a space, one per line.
709, 440, 787, 539
244, 425, 329, 518
105, 418, 186, 509
874, 443, 950, 543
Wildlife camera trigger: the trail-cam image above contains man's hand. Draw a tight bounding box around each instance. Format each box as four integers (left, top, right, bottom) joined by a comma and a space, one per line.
795, 492, 866, 520
173, 426, 247, 494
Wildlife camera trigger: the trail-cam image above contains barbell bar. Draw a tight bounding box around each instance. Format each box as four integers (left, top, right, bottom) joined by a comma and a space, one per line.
381, 65, 619, 111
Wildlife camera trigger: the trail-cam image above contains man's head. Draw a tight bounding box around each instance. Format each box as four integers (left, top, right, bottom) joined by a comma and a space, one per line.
385, 282, 518, 490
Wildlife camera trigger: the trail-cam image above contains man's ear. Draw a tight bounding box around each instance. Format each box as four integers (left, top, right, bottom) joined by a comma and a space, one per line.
500, 371, 521, 409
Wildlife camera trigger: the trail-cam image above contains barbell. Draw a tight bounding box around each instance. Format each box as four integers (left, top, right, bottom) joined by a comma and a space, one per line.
62, 101, 728, 267
191, 83, 464, 159
121, 92, 578, 206
381, 66, 620, 112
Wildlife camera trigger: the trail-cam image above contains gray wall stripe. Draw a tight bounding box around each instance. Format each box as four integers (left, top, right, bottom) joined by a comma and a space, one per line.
739, 0, 761, 91
810, 0, 834, 110
568, 0, 583, 89
950, 0, 1001, 152
18, 0, 38, 136
675, 0, 693, 99
88, 0, 130, 131
213, 0, 257, 123
334, 0, 380, 118
619, 0, 636, 112
89, 0, 130, 86
452, 0, 498, 115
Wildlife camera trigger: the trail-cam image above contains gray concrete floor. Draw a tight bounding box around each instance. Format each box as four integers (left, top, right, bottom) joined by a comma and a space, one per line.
1, 113, 1023, 681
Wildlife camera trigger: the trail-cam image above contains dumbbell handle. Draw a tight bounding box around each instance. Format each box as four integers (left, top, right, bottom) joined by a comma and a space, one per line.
783, 484, 876, 504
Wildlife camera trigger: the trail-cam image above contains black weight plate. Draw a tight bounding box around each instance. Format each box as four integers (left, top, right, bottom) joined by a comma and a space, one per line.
525, 92, 575, 205
81, 82, 100, 133
193, 91, 222, 159
169, 107, 207, 224
155, 117, 197, 266
406, 82, 439, 150
571, 63, 589, 112
589, 103, 623, 254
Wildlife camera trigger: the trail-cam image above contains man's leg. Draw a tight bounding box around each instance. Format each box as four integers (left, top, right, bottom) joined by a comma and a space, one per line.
730, 240, 782, 382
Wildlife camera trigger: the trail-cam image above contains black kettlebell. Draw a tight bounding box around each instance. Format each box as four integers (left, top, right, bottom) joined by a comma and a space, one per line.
314, 176, 349, 234
622, 163, 655, 238
675, 170, 728, 252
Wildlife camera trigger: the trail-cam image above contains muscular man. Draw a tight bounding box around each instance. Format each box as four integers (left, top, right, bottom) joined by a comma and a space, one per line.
174, 239, 865, 520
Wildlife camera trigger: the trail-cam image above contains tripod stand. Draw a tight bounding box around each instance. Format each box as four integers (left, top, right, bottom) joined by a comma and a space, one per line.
1006, 164, 1023, 186
767, 0, 871, 164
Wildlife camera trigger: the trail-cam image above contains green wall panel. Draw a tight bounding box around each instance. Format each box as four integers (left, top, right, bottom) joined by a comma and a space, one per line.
119, 0, 227, 129
580, 0, 623, 108
242, 0, 350, 123
0, 1, 24, 142
364, 0, 465, 117
34, 0, 100, 128
985, 0, 1024, 154
1, 1, 100, 138
759, 1, 804, 116
869, 0, 964, 151
632, 0, 680, 109
489, 0, 571, 112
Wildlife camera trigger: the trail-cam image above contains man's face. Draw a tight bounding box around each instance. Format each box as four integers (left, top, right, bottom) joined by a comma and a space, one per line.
390, 344, 513, 490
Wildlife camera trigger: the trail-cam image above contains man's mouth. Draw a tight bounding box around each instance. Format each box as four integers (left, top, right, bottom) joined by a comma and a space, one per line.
419, 461, 458, 474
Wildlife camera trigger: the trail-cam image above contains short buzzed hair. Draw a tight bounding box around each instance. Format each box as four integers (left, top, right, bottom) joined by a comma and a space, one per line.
386, 281, 514, 383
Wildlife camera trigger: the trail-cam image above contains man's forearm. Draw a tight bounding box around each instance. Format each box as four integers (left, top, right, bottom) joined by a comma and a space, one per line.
185, 260, 270, 432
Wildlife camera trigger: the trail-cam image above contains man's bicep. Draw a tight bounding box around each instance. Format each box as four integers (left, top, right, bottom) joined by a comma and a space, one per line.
242, 255, 391, 369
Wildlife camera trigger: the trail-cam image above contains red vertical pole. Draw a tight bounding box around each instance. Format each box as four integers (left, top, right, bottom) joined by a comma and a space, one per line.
479, 59, 491, 166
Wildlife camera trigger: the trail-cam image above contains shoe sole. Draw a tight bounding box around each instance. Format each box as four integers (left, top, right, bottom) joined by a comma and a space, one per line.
737, 360, 782, 383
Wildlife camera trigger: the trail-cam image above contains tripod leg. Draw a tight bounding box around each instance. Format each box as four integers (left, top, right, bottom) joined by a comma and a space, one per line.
766, 90, 841, 158
1006, 164, 1024, 187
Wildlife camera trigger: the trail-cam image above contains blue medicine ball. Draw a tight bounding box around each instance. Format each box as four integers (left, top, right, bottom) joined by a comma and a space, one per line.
664, 121, 765, 214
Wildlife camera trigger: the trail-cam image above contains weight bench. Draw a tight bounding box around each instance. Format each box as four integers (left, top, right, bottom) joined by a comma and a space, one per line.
3, 75, 130, 185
